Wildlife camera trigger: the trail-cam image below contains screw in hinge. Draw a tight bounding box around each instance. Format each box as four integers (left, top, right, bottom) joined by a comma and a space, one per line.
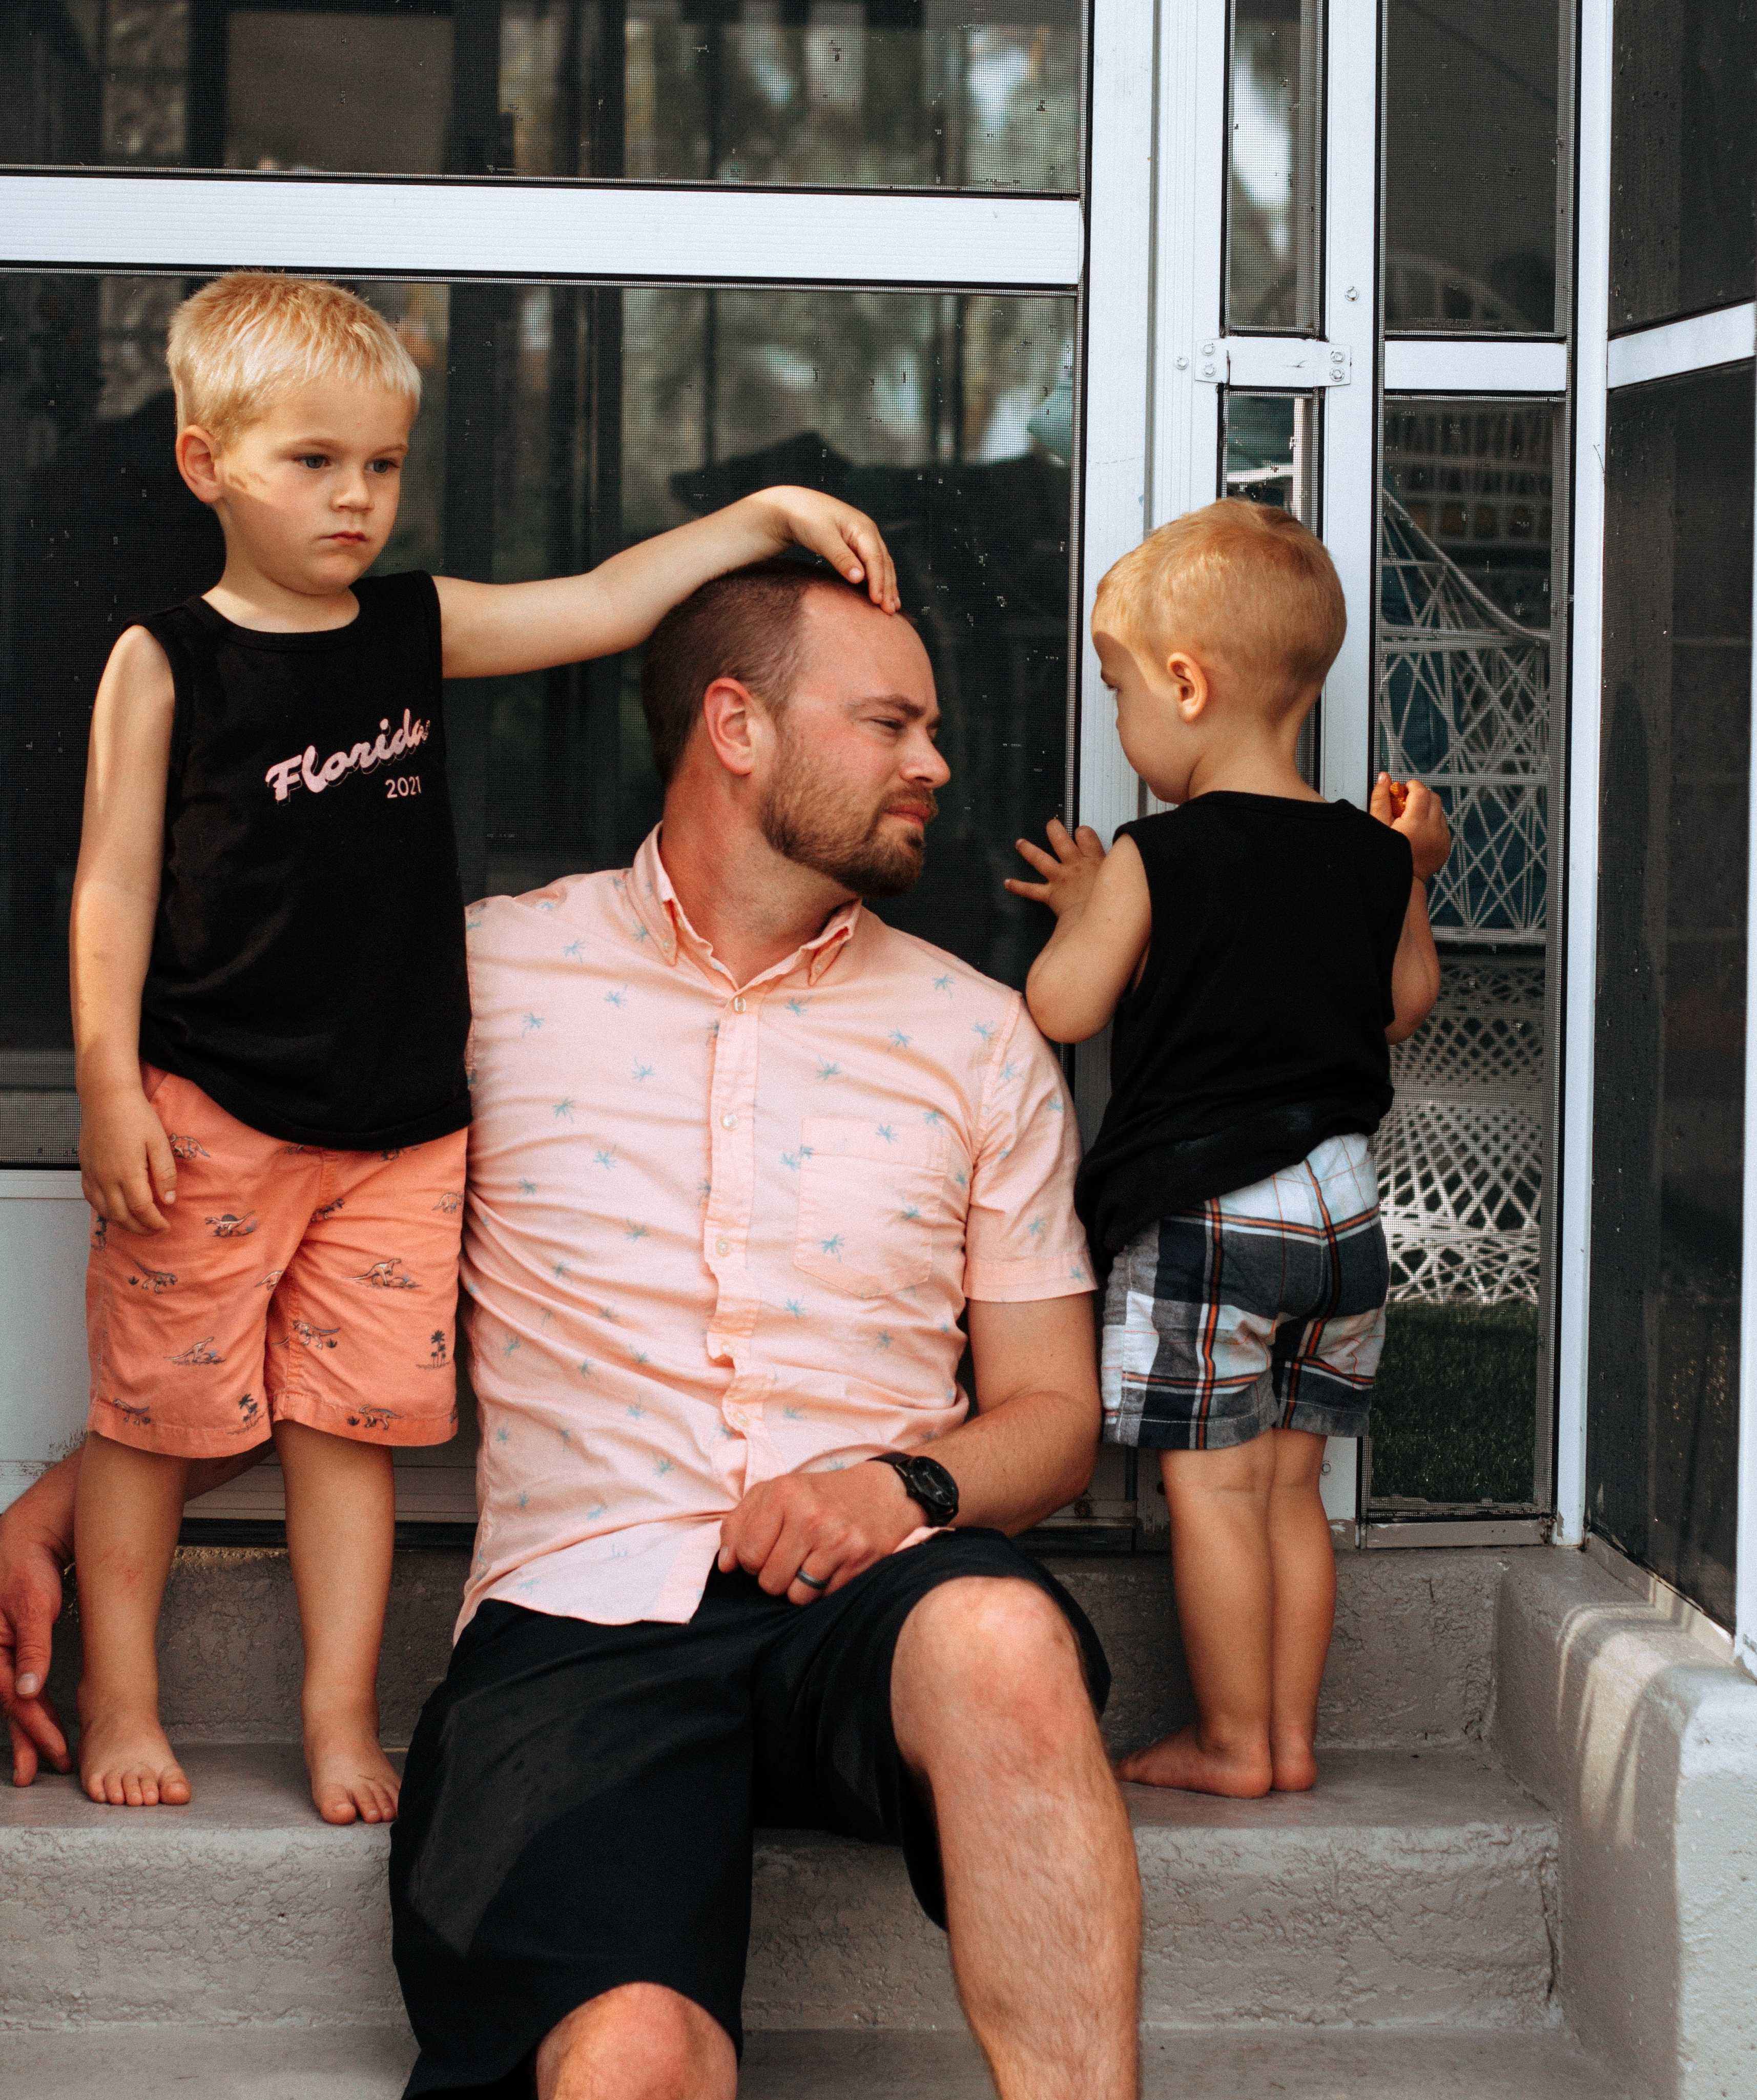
1345, 285, 1359, 301
1073, 1497, 1095, 1520
1175, 354, 1189, 369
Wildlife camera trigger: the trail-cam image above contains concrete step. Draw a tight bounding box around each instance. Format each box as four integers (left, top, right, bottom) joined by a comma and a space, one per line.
0, 2024, 1629, 2100
39, 1545, 1509, 1757
0, 1744, 1556, 2036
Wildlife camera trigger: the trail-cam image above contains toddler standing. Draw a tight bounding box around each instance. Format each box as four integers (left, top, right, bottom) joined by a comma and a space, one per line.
1008, 500, 1448, 1797
70, 272, 896, 1823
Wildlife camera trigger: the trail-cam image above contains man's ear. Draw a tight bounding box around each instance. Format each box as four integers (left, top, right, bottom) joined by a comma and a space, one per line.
176, 426, 225, 507
700, 676, 762, 779
1163, 650, 1211, 724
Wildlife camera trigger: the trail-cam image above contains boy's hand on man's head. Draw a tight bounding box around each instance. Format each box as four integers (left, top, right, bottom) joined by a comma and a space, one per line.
750, 486, 900, 613
78, 1085, 178, 1234
1006, 818, 1108, 921
1372, 774, 1452, 883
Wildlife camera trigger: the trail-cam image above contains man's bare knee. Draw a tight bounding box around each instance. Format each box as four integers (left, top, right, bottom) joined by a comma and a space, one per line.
534, 1982, 734, 2100
895, 1577, 1093, 1767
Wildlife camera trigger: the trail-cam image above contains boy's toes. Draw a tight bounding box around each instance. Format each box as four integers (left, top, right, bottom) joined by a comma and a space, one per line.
316, 1785, 360, 1826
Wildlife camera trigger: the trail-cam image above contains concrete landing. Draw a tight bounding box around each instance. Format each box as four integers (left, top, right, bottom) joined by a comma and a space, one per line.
0, 2024, 1629, 2100
0, 1744, 1556, 2035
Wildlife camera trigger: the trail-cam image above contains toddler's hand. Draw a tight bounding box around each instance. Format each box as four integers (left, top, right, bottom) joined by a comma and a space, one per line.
1372, 773, 1452, 882
1005, 818, 1107, 919
751, 486, 899, 613
78, 1086, 177, 1234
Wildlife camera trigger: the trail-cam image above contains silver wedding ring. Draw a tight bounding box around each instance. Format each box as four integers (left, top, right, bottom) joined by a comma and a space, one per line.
795, 1567, 830, 1592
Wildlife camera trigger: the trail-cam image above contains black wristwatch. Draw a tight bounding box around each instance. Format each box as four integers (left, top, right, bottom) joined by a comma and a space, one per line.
868, 1451, 960, 1528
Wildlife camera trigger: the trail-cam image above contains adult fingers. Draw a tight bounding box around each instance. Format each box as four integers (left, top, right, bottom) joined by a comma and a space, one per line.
7, 1714, 37, 1788
718, 1491, 784, 1578
1369, 772, 1396, 823
7, 1691, 69, 1777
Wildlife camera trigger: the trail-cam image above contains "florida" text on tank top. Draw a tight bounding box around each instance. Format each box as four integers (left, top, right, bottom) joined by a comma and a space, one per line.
264, 710, 432, 802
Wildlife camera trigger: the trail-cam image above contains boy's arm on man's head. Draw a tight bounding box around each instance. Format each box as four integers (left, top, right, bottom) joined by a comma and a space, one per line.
1016, 830, 1152, 1044
433, 486, 898, 680
71, 629, 181, 1233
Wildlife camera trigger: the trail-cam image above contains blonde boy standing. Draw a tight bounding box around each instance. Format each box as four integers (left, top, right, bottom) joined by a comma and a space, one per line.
70, 273, 896, 1824
1008, 500, 1448, 1798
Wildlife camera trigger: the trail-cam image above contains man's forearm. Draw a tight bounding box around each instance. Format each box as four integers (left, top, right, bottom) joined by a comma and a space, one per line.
925, 1385, 1098, 1536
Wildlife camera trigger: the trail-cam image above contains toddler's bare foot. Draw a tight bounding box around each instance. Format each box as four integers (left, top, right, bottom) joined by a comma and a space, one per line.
1116, 1724, 1273, 1798
78, 1698, 192, 1808
304, 1708, 399, 1826
1271, 1740, 1319, 1792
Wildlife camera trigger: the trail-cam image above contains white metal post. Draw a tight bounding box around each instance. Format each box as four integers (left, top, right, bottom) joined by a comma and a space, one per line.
1739, 342, 1757, 1675
1554, 0, 1615, 1548
1316, 0, 1381, 812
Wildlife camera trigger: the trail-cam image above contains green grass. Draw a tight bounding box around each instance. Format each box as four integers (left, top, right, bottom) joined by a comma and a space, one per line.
1368, 1301, 1540, 1509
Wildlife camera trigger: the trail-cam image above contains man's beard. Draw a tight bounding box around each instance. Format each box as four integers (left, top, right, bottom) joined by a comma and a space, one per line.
758, 727, 937, 899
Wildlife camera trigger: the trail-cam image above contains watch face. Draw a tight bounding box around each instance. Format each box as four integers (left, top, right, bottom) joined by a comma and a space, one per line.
908, 1457, 958, 1526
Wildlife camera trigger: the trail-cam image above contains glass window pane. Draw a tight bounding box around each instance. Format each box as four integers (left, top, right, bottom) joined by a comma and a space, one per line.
1223, 391, 1317, 521
1610, 0, 1757, 333
0, 271, 1073, 1166
1371, 400, 1559, 1511
1382, 1, 1567, 335
4, 3, 1083, 192
1226, 0, 1322, 333
1589, 362, 1752, 1627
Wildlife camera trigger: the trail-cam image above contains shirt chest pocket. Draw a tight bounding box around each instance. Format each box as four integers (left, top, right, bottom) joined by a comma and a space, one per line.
793, 1116, 953, 1301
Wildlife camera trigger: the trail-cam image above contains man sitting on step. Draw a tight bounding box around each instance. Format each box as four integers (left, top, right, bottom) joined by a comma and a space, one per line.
1, 560, 1142, 2100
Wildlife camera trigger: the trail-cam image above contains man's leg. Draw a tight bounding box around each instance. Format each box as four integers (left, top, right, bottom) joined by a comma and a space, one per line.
534, 1983, 736, 2100
1265, 1426, 1334, 1793
1118, 1436, 1276, 1796
891, 1576, 1140, 2100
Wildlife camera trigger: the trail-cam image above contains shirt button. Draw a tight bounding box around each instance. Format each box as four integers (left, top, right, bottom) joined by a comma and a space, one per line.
732, 996, 746, 1013
716, 1238, 731, 1256
721, 1113, 737, 1129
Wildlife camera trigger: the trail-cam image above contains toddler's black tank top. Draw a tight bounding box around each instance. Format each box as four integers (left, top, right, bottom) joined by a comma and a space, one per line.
1074, 792, 1413, 1262
135, 573, 471, 1149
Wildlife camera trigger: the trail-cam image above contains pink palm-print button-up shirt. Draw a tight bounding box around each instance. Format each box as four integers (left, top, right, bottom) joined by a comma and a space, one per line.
457, 827, 1094, 1634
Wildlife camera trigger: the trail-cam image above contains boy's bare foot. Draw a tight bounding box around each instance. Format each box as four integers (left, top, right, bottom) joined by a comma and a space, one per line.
304, 1709, 399, 1826
78, 1700, 192, 1808
1271, 1740, 1319, 1792
1115, 1724, 1273, 1798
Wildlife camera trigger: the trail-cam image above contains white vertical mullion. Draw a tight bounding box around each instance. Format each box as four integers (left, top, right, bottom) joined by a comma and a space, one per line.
1077, 0, 1159, 849
1554, 0, 1613, 1549
1149, 0, 1228, 536
1739, 346, 1757, 1672
1317, 0, 1380, 809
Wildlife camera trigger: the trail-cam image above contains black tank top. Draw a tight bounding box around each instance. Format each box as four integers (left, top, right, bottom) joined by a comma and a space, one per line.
136, 573, 471, 1149
1074, 793, 1413, 1261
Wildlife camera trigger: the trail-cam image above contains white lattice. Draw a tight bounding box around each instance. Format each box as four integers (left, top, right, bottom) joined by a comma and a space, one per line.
1376, 959, 1545, 1306
1379, 492, 1552, 945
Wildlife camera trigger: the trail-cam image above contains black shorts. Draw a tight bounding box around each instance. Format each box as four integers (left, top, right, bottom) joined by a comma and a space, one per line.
389, 1529, 1109, 2097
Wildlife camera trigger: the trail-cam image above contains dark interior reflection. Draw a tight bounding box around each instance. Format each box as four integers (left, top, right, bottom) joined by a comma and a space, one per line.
0, 274, 1073, 1165
1589, 362, 1752, 1626
0, 1, 1082, 192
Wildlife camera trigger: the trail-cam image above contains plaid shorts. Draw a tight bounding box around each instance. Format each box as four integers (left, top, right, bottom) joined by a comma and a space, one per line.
1101, 1134, 1388, 1452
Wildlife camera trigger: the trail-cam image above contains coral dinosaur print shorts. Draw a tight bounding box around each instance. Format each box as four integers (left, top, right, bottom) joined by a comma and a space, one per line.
86, 1066, 466, 1458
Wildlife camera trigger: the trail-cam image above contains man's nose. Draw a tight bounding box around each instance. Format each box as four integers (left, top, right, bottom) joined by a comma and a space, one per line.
907, 735, 952, 789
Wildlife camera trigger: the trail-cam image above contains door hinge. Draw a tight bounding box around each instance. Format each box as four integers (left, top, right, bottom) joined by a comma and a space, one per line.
1190, 339, 1352, 387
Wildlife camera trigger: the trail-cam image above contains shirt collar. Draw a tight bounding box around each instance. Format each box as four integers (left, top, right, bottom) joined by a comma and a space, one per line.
626, 826, 862, 990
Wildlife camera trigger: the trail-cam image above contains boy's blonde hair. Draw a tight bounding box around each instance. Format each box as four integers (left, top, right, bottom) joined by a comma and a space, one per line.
167, 272, 422, 447
1095, 499, 1347, 702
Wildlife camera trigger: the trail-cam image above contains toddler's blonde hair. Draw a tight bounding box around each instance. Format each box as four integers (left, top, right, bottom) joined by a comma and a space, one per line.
167, 272, 421, 447
1095, 499, 1347, 702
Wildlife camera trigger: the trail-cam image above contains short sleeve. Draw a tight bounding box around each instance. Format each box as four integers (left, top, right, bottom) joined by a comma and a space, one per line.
962, 997, 1097, 1303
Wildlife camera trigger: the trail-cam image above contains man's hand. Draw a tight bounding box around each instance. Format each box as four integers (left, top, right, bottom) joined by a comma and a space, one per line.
0, 1497, 73, 1787
746, 486, 900, 613
1371, 773, 1452, 882
718, 1460, 921, 1605
78, 1081, 176, 1233
1006, 818, 1107, 922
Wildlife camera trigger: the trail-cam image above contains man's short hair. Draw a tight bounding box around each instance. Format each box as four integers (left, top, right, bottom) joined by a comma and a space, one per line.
167, 273, 423, 449
640, 558, 869, 788
1094, 498, 1347, 697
